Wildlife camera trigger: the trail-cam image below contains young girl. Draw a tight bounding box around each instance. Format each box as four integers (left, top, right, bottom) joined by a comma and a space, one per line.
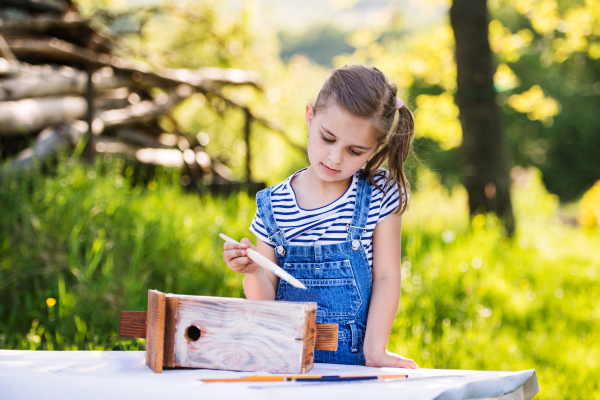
223, 65, 418, 369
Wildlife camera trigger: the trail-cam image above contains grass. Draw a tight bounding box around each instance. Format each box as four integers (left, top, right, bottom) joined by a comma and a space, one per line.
1, 159, 599, 399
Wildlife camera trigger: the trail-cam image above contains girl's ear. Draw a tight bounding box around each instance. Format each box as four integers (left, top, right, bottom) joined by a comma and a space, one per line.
305, 103, 314, 129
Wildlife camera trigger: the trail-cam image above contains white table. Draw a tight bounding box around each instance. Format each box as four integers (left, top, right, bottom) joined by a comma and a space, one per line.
0, 350, 538, 400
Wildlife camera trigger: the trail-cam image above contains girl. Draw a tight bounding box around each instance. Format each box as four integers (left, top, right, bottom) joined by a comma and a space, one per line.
223, 65, 418, 369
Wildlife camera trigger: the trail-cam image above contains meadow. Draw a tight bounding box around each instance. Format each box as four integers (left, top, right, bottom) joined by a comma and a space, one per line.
1, 159, 599, 400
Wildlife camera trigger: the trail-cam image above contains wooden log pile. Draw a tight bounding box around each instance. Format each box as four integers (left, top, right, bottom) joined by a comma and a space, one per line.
0, 0, 295, 191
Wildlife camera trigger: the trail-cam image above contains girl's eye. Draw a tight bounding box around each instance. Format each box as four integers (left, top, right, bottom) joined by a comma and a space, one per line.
321, 134, 363, 156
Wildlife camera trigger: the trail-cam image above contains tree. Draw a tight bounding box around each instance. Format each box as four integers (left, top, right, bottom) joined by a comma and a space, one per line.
450, 0, 515, 232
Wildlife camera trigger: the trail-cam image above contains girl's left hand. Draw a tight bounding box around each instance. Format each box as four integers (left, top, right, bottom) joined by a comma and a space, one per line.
364, 349, 419, 369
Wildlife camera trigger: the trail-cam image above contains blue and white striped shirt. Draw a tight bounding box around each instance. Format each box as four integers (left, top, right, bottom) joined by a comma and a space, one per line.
250, 169, 402, 267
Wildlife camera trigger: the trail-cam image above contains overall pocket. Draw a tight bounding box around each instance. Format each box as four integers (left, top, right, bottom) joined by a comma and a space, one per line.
276, 260, 362, 318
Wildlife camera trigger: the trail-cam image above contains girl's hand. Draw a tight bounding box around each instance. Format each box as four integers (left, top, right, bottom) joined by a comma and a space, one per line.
222, 238, 261, 274
364, 349, 419, 369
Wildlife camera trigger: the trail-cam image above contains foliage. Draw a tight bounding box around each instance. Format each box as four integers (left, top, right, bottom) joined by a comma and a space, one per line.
0, 158, 248, 350
2, 160, 599, 399
579, 179, 600, 229
332, 1, 600, 201
72, 0, 600, 200
394, 165, 600, 399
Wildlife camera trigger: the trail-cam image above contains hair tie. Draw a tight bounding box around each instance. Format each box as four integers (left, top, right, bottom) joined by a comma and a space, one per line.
396, 97, 403, 110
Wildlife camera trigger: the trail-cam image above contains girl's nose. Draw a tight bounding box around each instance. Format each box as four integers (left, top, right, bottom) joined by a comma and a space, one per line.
328, 147, 342, 164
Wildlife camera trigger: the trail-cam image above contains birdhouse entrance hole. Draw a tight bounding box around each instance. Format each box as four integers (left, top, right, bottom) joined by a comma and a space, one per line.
185, 325, 201, 342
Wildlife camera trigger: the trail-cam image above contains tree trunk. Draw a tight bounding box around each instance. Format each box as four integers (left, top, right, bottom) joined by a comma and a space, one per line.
450, 0, 514, 233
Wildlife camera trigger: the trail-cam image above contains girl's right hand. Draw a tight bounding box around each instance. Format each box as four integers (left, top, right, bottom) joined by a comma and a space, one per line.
222, 238, 262, 274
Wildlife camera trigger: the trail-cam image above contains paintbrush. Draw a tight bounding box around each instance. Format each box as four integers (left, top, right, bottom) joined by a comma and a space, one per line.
220, 233, 307, 290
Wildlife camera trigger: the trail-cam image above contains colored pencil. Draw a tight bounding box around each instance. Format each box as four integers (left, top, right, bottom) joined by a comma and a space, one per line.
201, 374, 408, 383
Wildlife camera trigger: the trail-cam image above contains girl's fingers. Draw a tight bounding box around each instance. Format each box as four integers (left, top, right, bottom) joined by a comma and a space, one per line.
223, 242, 239, 251
367, 352, 419, 369
222, 238, 260, 274
395, 358, 419, 369
239, 238, 256, 250
222, 247, 248, 261
229, 255, 252, 267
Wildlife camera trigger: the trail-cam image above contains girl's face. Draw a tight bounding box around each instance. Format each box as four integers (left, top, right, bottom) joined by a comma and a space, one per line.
305, 101, 379, 184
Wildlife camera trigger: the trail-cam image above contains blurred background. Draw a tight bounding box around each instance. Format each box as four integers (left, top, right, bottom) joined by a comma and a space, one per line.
0, 0, 599, 398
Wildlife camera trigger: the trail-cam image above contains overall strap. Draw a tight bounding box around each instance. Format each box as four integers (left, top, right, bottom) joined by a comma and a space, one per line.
346, 171, 373, 242
256, 187, 288, 247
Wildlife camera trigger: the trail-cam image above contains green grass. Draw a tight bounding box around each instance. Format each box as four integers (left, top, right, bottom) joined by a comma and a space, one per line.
1, 160, 599, 399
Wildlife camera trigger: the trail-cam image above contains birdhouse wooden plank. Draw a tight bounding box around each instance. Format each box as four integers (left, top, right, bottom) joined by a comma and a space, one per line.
119, 290, 338, 374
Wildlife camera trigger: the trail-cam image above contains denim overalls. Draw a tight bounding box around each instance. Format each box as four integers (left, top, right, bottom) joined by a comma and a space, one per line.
256, 172, 373, 365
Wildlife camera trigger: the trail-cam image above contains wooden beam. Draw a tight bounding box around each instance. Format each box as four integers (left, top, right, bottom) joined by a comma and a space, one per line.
0, 63, 132, 101
146, 290, 166, 373
0, 16, 91, 34
96, 84, 192, 132
0, 34, 17, 62
0, 57, 20, 76
0, 96, 87, 137
0, 85, 191, 137
315, 323, 338, 352
0, 0, 64, 14
0, 15, 120, 55
6, 38, 262, 89
118, 311, 147, 338
244, 108, 251, 182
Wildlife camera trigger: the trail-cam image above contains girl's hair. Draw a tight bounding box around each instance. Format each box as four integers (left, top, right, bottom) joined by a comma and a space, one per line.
314, 65, 415, 215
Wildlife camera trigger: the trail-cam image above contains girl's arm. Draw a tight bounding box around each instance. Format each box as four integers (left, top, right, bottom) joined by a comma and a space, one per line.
223, 238, 279, 300
363, 211, 419, 369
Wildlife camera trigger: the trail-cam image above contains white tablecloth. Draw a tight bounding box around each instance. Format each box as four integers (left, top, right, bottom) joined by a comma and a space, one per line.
0, 350, 538, 400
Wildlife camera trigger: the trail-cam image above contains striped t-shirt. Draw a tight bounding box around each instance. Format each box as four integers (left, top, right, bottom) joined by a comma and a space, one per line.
250, 169, 402, 267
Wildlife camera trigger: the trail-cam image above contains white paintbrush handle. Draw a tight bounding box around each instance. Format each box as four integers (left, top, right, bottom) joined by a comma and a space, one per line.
246, 249, 307, 290
219, 233, 239, 245
220, 233, 307, 290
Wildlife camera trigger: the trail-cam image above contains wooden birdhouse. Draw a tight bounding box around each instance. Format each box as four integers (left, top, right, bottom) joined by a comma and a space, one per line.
119, 290, 338, 374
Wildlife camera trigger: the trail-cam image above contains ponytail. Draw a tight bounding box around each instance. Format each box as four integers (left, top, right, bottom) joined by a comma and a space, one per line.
364, 104, 415, 215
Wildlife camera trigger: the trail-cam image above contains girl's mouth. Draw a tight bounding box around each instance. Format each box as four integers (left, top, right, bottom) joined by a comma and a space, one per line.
320, 163, 340, 175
